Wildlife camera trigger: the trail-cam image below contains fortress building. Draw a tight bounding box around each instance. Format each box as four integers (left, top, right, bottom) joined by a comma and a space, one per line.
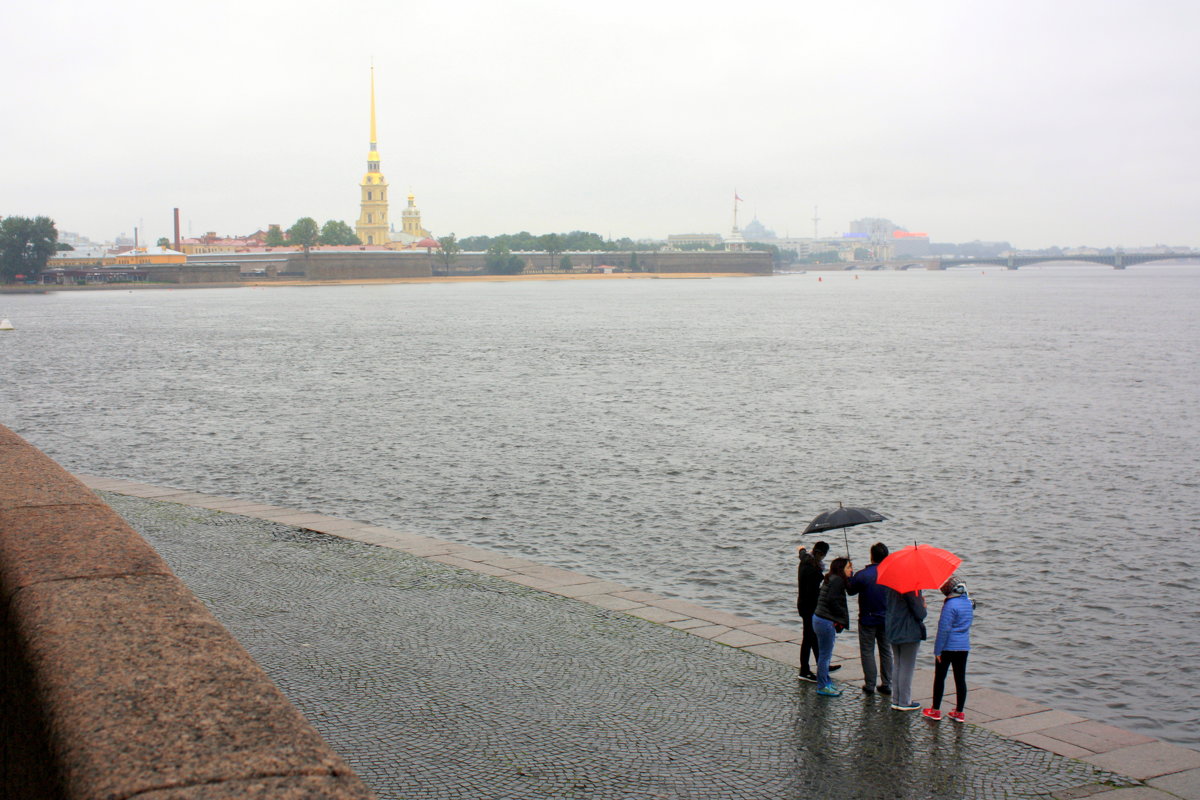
355, 68, 433, 249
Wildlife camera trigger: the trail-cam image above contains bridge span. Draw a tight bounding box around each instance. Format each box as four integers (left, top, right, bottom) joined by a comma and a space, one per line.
893, 253, 1199, 270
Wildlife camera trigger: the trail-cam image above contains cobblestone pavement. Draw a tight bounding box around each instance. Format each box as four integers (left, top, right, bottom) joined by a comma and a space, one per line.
107, 494, 1136, 800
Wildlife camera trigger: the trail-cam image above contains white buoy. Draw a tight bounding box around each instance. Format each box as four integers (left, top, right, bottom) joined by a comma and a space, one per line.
0, 319, 13, 331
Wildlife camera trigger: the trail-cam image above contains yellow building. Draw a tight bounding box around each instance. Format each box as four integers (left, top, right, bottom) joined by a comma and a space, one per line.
396, 191, 432, 244
355, 67, 391, 246
112, 246, 186, 265
354, 67, 433, 249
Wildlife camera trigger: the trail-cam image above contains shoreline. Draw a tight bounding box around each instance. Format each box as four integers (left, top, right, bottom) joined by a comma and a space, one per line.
1, 271, 766, 294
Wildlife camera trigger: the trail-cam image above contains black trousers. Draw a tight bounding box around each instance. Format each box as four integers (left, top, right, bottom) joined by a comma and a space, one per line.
932, 650, 969, 712
799, 611, 821, 672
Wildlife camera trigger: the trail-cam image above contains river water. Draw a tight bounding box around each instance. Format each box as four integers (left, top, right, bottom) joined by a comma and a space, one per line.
2, 267, 1197, 748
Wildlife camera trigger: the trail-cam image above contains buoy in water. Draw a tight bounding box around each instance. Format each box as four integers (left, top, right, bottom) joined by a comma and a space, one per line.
0, 319, 14, 331
818, 276, 823, 282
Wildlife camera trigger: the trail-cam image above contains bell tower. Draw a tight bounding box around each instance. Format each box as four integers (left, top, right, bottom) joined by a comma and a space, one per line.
355, 67, 390, 246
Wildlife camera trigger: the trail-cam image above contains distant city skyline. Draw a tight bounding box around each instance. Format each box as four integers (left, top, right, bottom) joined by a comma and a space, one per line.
3, 1, 1198, 250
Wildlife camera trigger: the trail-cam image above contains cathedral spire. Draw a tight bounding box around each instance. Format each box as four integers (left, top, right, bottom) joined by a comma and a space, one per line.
369, 65, 378, 156
356, 65, 389, 246
367, 65, 381, 172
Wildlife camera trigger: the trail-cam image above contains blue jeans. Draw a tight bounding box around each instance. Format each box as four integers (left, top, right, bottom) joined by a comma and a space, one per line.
813, 616, 839, 688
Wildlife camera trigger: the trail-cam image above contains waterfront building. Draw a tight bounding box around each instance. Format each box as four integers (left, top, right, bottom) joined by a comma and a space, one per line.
179, 232, 262, 255
390, 191, 433, 248
741, 216, 776, 241
112, 246, 187, 266
666, 233, 724, 249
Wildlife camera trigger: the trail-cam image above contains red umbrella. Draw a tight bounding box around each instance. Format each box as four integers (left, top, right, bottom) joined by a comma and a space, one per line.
876, 543, 962, 594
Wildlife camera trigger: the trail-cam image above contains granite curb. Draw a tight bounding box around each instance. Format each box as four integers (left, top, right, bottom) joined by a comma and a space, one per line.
77, 474, 1200, 798
0, 423, 375, 800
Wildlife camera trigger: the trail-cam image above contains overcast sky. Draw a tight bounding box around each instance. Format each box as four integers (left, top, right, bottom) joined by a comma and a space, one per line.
3, 0, 1197, 249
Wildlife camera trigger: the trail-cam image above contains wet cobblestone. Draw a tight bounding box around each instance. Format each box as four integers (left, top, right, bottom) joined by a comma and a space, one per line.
107, 494, 1137, 800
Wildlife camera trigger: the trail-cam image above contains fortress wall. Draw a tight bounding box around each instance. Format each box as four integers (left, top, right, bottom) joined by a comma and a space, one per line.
139, 263, 244, 283
446, 250, 773, 275
0, 424, 374, 800
298, 252, 433, 280
584, 251, 773, 274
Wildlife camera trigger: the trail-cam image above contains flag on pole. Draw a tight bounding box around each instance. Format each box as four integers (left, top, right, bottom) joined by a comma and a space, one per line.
734, 192, 743, 202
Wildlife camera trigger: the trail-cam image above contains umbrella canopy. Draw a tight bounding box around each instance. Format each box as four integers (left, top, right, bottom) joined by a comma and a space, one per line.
803, 503, 888, 557
803, 504, 887, 534
876, 544, 962, 594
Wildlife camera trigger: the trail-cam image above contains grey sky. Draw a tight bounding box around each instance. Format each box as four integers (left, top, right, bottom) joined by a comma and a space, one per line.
3, 0, 1197, 248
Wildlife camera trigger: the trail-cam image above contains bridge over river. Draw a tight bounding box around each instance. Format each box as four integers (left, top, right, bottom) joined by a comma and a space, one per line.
888, 252, 1199, 270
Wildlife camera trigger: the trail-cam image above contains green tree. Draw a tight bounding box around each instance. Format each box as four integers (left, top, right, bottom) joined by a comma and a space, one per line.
628, 251, 640, 272
265, 224, 286, 247
559, 253, 573, 271
459, 234, 491, 251
287, 217, 320, 254
55, 242, 75, 251
156, 237, 171, 249
853, 247, 871, 260
438, 232, 461, 274
320, 219, 360, 245
0, 216, 58, 282
540, 233, 564, 270
485, 241, 524, 275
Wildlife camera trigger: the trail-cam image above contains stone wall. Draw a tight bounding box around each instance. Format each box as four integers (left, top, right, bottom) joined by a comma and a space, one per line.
443, 250, 773, 275
298, 252, 434, 280
0, 424, 374, 799
139, 263, 244, 283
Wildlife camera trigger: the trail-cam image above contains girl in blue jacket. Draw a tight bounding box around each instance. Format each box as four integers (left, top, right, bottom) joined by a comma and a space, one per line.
923, 576, 974, 722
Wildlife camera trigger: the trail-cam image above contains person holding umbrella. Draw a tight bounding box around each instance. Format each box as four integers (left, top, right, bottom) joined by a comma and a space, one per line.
798, 503, 886, 683
884, 585, 926, 711
878, 543, 961, 712
813, 556, 854, 697
846, 542, 892, 696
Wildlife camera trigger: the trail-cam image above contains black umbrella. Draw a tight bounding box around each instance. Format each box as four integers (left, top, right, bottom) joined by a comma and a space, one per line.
803, 502, 888, 558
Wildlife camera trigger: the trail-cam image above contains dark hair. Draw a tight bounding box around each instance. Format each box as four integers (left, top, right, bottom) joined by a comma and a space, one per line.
870, 542, 889, 564
825, 556, 850, 583
813, 541, 830, 557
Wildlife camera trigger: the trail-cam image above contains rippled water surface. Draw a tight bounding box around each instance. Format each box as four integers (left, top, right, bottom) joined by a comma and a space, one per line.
2, 268, 1198, 747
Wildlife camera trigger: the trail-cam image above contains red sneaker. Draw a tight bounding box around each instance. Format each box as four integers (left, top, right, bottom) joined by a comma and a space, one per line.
948, 710, 966, 723
922, 708, 942, 721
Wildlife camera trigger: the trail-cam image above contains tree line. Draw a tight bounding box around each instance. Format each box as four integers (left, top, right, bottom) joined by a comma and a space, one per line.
276, 218, 360, 249
457, 230, 663, 253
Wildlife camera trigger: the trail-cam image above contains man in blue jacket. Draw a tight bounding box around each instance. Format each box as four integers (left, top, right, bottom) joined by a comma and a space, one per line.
847, 542, 892, 696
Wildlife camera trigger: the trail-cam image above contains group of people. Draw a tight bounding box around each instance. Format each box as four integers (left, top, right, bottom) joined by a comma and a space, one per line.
796, 540, 975, 722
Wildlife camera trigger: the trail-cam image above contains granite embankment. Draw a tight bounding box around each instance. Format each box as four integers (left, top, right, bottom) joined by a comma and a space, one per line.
0, 424, 374, 799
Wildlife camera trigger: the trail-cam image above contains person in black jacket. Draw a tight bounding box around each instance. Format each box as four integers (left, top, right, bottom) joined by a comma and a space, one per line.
814, 556, 853, 696
797, 541, 838, 682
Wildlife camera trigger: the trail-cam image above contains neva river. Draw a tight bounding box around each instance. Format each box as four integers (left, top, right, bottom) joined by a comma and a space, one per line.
2, 267, 1198, 748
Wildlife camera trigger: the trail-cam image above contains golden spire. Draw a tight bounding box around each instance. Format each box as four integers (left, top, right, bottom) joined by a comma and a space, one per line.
369, 65, 378, 153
